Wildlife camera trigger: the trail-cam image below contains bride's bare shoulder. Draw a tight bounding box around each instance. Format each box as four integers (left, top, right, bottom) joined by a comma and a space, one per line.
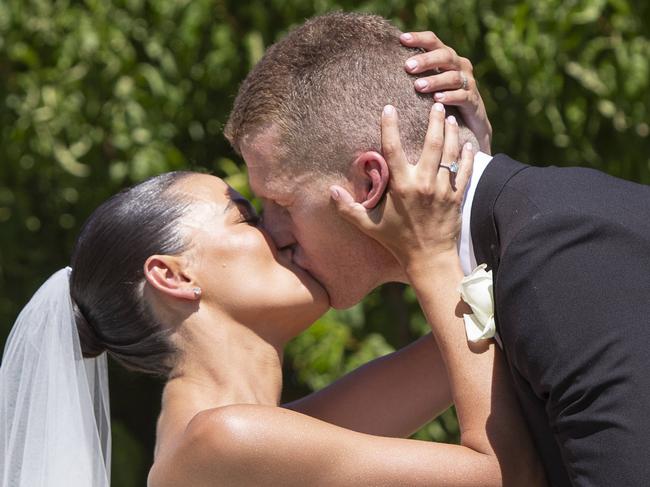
183, 403, 321, 447
182, 403, 297, 452
148, 404, 331, 487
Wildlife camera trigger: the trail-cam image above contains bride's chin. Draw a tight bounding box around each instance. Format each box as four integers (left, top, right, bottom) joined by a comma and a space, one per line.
297, 294, 330, 323
283, 295, 330, 335
266, 269, 330, 330
294, 266, 330, 306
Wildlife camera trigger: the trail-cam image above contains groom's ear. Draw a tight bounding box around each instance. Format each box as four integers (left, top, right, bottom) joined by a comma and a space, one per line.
349, 151, 389, 209
144, 256, 197, 301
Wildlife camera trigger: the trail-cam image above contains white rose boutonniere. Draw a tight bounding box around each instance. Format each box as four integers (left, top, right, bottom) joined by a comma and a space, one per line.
459, 264, 496, 342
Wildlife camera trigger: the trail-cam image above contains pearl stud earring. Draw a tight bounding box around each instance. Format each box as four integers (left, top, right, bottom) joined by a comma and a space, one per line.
193, 287, 202, 298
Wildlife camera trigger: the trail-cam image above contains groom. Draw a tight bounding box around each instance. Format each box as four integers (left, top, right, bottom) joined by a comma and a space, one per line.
225, 12, 650, 486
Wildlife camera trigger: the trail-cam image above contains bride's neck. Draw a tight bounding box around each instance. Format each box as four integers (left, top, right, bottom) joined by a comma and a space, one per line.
163, 309, 285, 412
152, 307, 286, 461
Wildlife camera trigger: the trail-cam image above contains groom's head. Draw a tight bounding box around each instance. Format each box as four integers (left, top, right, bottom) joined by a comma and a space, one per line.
225, 12, 476, 308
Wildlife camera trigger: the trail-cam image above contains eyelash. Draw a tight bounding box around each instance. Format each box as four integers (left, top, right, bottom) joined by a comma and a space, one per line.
238, 213, 261, 226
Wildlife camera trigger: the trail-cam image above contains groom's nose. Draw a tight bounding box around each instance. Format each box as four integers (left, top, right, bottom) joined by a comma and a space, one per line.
262, 203, 296, 249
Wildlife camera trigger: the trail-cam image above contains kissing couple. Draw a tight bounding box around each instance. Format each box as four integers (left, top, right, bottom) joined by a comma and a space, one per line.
2, 12, 649, 487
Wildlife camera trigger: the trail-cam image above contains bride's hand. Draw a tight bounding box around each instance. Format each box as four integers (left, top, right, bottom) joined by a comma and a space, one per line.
400, 31, 492, 155
329, 103, 474, 275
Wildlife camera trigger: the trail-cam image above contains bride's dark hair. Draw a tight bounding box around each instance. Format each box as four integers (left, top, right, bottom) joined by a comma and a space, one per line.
70, 171, 193, 377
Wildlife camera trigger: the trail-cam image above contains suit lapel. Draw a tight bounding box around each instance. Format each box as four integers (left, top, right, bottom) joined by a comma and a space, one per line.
470, 153, 529, 273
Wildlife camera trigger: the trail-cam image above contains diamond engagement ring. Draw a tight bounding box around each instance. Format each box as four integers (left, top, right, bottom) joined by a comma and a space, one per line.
460, 72, 468, 90
440, 161, 460, 174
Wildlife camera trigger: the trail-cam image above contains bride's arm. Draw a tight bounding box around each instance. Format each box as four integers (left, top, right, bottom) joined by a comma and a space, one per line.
165, 402, 543, 487
283, 332, 453, 438
326, 105, 546, 484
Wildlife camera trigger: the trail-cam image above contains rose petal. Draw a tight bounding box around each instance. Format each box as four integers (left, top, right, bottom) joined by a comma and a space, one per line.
460, 268, 494, 323
463, 313, 496, 342
461, 279, 493, 322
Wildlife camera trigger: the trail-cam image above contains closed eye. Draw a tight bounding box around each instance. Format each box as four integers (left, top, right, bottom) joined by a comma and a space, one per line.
227, 198, 261, 226
237, 212, 261, 226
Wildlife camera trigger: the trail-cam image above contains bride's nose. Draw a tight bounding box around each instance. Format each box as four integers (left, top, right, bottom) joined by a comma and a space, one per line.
261, 205, 296, 249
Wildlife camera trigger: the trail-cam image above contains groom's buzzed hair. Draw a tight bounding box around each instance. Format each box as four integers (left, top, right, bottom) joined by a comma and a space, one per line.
225, 12, 469, 174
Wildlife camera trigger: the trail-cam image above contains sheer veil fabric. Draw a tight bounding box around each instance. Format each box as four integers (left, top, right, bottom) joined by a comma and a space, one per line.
0, 268, 111, 486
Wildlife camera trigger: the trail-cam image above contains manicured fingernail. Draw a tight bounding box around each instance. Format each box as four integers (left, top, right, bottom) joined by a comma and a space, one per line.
447, 115, 457, 125
405, 59, 418, 71
415, 79, 428, 89
464, 142, 473, 151
400, 33, 413, 41
330, 187, 340, 200
383, 104, 395, 115
434, 92, 446, 101
433, 102, 445, 112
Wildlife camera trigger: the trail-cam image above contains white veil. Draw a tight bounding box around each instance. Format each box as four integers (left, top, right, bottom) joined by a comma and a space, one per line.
0, 268, 111, 486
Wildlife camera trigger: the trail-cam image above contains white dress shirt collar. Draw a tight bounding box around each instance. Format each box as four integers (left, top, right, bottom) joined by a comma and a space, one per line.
458, 151, 493, 276
457, 151, 500, 346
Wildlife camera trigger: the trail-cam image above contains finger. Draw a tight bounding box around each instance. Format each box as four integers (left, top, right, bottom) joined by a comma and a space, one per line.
437, 115, 460, 189
432, 88, 475, 106
454, 142, 476, 199
440, 92, 491, 155
381, 105, 410, 179
399, 31, 446, 51
433, 90, 482, 139
414, 70, 470, 94
329, 185, 374, 231
418, 102, 446, 175
404, 47, 459, 74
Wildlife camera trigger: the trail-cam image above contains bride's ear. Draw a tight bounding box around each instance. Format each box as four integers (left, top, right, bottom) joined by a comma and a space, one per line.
144, 256, 198, 301
349, 151, 389, 209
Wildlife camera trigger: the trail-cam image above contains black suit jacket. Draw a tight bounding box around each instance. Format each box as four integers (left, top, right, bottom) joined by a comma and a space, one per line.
471, 154, 650, 486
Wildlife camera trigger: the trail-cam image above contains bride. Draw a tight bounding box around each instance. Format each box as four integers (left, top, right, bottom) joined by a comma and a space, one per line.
0, 39, 545, 487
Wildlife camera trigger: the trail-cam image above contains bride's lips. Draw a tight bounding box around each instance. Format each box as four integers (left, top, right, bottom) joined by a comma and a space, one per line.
276, 245, 327, 293
289, 253, 326, 288
278, 246, 294, 261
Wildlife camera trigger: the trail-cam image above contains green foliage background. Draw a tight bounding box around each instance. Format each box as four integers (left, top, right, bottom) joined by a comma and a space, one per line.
0, 0, 648, 484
